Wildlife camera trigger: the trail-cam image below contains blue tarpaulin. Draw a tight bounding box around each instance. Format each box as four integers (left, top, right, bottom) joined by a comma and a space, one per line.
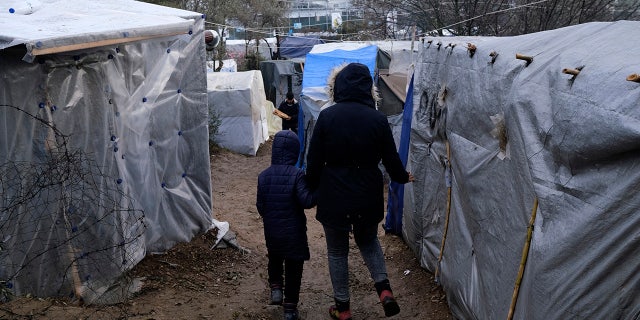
384, 74, 414, 235
302, 46, 378, 88
279, 36, 325, 59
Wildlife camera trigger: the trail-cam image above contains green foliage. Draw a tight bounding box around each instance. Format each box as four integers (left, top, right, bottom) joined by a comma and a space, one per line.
207, 109, 223, 155
238, 52, 264, 71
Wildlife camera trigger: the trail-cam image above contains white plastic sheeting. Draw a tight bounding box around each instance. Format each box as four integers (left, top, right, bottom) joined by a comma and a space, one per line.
207, 70, 269, 156
404, 21, 640, 319
0, 0, 212, 303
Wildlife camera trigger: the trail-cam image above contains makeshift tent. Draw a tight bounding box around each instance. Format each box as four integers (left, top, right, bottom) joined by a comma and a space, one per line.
277, 35, 325, 59
260, 60, 304, 110
0, 0, 212, 304
207, 70, 269, 156
403, 21, 640, 319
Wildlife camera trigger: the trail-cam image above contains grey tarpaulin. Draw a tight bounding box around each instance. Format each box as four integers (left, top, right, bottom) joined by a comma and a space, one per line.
206, 70, 269, 156
0, 0, 212, 304
403, 21, 640, 319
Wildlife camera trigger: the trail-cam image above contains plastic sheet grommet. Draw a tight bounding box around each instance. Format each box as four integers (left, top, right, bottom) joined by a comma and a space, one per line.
50, 105, 57, 111
116, 47, 120, 53
113, 147, 118, 152
110, 135, 117, 141
142, 97, 147, 103
71, 226, 78, 232
39, 102, 45, 108
108, 54, 114, 59
188, 30, 193, 35
166, 48, 171, 54
177, 89, 182, 94
161, 182, 166, 188
117, 178, 123, 184
149, 140, 154, 146
182, 172, 187, 178
178, 130, 183, 136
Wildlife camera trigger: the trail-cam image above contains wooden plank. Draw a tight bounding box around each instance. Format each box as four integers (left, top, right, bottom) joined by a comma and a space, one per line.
31, 31, 187, 56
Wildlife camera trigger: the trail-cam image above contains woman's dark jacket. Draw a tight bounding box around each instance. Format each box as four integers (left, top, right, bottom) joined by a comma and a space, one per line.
306, 63, 410, 231
257, 130, 315, 260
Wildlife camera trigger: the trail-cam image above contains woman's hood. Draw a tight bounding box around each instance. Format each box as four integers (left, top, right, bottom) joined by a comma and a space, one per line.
271, 130, 300, 166
326, 62, 379, 108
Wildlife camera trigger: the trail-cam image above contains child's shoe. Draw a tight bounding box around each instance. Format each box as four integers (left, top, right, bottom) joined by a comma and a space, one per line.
270, 284, 283, 305
283, 303, 299, 320
329, 299, 352, 320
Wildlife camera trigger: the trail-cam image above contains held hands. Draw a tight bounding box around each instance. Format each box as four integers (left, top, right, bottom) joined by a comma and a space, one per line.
407, 172, 415, 182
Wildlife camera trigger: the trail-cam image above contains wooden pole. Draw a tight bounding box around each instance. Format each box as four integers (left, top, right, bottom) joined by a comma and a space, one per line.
627, 74, 640, 83
515, 53, 533, 66
562, 68, 580, 76
435, 141, 452, 281
507, 197, 538, 320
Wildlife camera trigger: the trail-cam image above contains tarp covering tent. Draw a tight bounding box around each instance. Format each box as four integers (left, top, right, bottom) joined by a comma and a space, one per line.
303, 41, 417, 118
0, 0, 212, 304
404, 21, 640, 319
259, 60, 304, 110
278, 35, 325, 59
207, 70, 269, 156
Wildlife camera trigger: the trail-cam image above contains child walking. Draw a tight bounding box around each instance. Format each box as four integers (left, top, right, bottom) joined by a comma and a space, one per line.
256, 130, 316, 320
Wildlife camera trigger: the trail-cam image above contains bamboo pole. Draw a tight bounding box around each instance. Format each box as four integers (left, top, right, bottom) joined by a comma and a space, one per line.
627, 74, 640, 83
562, 68, 580, 76
507, 197, 539, 320
515, 53, 533, 66
435, 141, 452, 281
467, 43, 477, 58
489, 51, 499, 64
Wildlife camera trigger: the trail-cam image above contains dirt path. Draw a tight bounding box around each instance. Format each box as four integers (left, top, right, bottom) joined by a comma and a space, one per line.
0, 139, 452, 320
208, 140, 452, 320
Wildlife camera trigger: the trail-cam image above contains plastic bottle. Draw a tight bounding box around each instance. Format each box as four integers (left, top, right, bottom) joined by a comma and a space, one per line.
8, 0, 41, 15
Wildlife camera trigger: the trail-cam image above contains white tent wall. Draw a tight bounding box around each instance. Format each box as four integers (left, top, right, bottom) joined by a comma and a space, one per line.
207, 70, 269, 156
405, 21, 640, 319
0, 1, 212, 304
